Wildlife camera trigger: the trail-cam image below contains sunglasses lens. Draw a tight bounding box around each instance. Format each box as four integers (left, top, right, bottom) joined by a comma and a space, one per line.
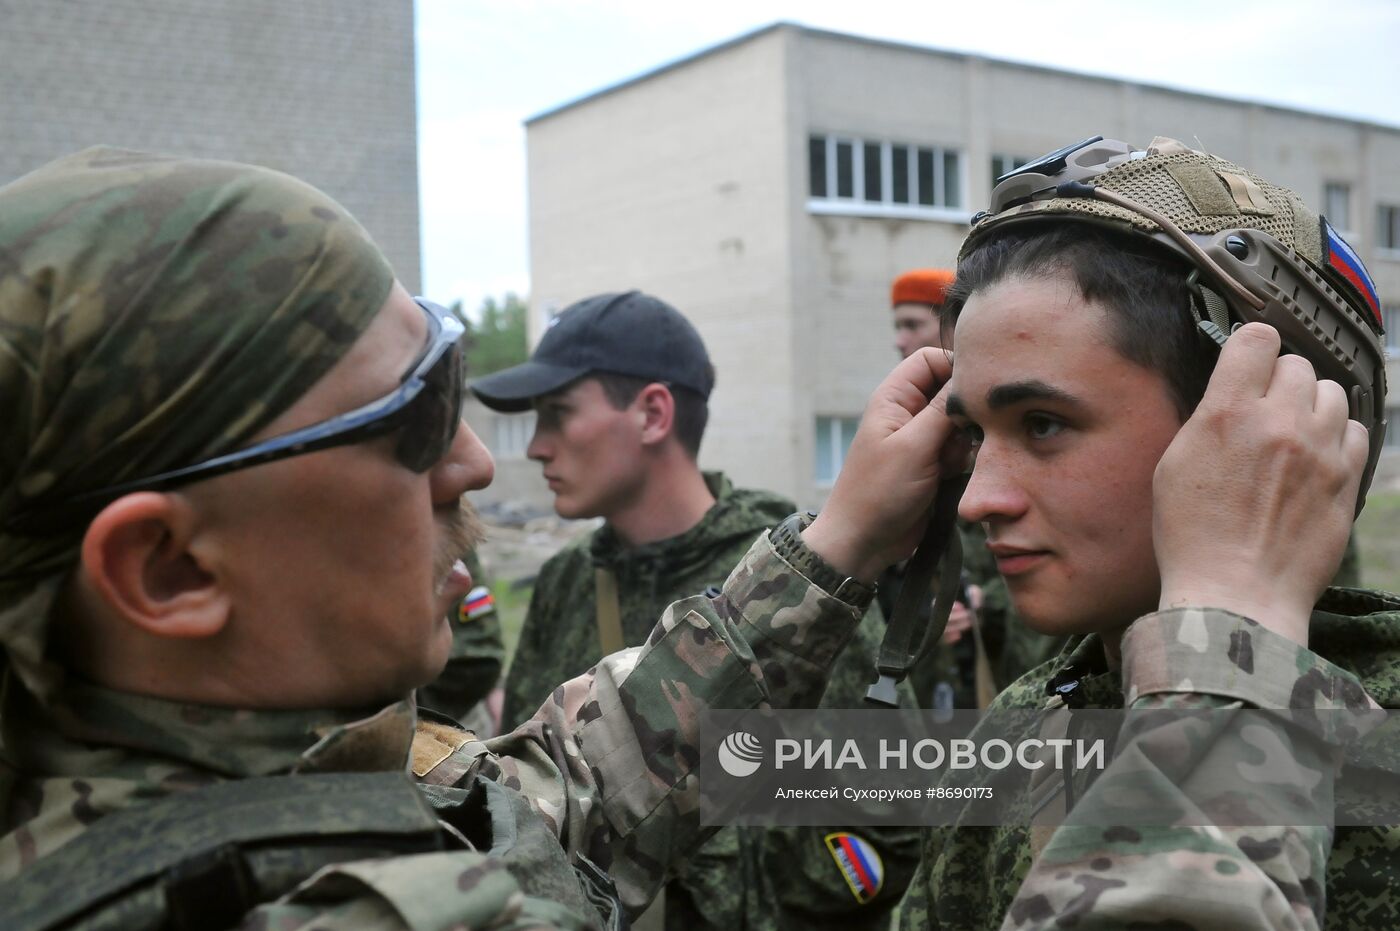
395, 341, 463, 471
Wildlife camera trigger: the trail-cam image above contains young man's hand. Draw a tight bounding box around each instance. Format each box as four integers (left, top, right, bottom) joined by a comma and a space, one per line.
803, 348, 966, 583
1153, 322, 1368, 645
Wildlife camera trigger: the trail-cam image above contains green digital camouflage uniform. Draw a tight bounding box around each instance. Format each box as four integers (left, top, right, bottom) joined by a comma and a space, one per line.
502, 472, 920, 930
419, 550, 506, 723
898, 585, 1400, 930
502, 473, 859, 727
0, 148, 881, 930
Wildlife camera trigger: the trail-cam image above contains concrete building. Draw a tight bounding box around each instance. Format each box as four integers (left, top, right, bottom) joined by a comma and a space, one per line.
488, 22, 1400, 509
0, 0, 420, 291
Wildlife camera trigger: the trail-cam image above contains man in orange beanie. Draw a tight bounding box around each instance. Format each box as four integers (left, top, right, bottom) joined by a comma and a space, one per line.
890, 268, 956, 359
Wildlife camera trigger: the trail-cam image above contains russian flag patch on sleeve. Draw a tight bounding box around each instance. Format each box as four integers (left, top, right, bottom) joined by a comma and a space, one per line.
457, 586, 495, 623
1322, 216, 1383, 331
824, 832, 885, 904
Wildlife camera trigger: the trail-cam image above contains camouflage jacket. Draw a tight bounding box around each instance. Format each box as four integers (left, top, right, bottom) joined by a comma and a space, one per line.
502, 473, 920, 930
900, 585, 1400, 930
503, 473, 795, 728
0, 532, 872, 929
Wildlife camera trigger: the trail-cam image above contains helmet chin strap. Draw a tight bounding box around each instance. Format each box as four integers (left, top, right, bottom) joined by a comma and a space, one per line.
865, 475, 968, 708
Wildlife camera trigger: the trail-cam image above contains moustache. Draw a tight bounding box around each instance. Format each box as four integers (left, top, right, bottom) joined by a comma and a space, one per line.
434, 497, 486, 582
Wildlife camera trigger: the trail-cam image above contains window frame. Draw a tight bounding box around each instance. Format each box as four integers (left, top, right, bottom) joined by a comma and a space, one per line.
492, 410, 537, 460
1324, 181, 1353, 234
808, 133, 968, 223
813, 414, 861, 486
1377, 204, 1400, 257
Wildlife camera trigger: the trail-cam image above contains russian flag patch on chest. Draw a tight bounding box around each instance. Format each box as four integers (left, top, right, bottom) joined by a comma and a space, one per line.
457, 586, 495, 623
824, 831, 885, 904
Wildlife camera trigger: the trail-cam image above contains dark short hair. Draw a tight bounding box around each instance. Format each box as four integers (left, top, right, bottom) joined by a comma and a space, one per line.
943, 224, 1213, 418
591, 370, 711, 458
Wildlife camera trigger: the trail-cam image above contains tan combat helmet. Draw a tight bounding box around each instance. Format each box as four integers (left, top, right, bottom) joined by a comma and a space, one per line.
964, 135, 1388, 511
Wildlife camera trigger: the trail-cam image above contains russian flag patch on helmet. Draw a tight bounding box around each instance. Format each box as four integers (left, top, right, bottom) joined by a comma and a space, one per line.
457, 586, 495, 623
1322, 217, 1383, 331
824, 832, 884, 904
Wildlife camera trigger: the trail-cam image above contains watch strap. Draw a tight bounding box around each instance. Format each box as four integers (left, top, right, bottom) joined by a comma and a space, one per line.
768, 511, 875, 608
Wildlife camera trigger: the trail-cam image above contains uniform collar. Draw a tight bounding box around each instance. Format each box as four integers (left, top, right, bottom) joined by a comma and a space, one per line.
590, 471, 734, 569
4, 675, 415, 779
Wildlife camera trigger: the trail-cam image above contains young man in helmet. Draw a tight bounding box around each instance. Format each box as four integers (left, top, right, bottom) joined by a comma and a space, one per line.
828, 137, 1394, 929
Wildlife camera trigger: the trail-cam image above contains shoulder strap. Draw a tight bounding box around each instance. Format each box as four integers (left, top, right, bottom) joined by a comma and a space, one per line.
594, 566, 626, 655
0, 771, 443, 931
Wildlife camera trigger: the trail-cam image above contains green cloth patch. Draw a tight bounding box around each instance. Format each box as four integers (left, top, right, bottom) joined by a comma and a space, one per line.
1165, 161, 1239, 217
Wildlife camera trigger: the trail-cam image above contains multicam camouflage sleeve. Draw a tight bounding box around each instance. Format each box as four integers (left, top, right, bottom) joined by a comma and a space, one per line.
239, 851, 597, 930
437, 531, 867, 918
1002, 609, 1376, 931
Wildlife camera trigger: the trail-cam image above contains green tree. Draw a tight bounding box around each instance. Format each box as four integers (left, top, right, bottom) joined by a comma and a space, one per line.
453, 293, 528, 377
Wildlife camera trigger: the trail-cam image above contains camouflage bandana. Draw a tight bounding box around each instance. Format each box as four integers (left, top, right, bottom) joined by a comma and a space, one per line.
0, 147, 393, 699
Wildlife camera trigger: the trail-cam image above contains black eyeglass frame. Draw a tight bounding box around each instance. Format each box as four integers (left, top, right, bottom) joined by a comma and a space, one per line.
5, 298, 465, 535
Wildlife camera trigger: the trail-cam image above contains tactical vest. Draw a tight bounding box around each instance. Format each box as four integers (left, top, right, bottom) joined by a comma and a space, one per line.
0, 769, 623, 931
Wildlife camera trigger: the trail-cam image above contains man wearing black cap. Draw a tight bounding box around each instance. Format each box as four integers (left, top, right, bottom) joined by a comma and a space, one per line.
475, 291, 919, 931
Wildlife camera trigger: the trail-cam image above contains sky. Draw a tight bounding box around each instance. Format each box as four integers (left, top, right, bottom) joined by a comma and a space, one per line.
415, 0, 1400, 315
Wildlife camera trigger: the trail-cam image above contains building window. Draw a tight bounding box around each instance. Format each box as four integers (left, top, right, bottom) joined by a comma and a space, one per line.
1384, 305, 1400, 358
1378, 205, 1400, 251
1324, 182, 1352, 232
814, 415, 860, 485
863, 141, 882, 203
808, 137, 827, 198
835, 140, 854, 198
493, 412, 536, 459
1386, 407, 1400, 451
991, 154, 1029, 186
808, 133, 963, 214
891, 145, 910, 203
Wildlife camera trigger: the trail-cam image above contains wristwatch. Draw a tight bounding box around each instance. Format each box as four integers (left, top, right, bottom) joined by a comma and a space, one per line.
768, 511, 876, 608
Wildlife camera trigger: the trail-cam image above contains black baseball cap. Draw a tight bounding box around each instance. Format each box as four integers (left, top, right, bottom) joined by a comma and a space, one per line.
471, 291, 715, 412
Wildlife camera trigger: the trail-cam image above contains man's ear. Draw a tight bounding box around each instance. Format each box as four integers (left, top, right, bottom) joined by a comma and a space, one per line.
635, 383, 676, 448
79, 492, 230, 640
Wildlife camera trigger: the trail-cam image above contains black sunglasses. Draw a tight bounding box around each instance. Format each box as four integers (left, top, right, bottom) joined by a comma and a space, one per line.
5, 298, 465, 535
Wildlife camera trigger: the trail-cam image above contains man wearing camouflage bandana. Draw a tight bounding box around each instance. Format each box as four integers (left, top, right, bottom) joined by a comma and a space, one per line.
0, 148, 935, 929
874, 137, 1395, 929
